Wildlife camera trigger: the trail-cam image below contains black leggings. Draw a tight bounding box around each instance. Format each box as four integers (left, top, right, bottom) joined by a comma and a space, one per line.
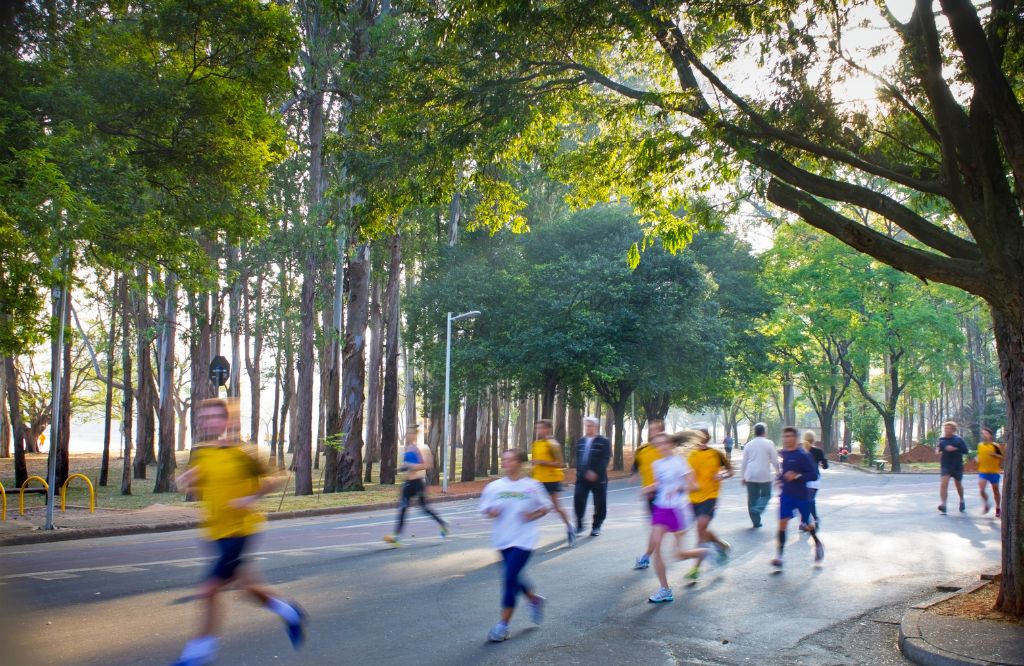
396, 479, 444, 534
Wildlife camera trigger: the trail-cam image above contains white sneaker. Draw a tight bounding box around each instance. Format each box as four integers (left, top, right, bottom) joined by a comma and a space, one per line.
488, 622, 510, 642
634, 554, 650, 570
648, 587, 673, 603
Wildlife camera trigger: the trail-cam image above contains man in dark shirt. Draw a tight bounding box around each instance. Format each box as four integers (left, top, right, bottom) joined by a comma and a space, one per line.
772, 426, 824, 568
937, 421, 969, 514
574, 417, 611, 536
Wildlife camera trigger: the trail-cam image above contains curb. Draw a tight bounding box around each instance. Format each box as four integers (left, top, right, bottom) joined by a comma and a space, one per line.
898, 578, 1006, 666
0, 490, 484, 547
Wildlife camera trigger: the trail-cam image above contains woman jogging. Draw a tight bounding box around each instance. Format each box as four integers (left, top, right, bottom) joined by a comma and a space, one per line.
644, 433, 712, 603
801, 431, 828, 531
480, 449, 553, 642
976, 426, 1003, 517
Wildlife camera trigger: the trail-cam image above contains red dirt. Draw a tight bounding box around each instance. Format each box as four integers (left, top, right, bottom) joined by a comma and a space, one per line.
932, 580, 1024, 625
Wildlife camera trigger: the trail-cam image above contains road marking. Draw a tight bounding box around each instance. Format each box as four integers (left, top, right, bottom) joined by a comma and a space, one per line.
30, 572, 79, 581
98, 566, 149, 574
165, 561, 206, 568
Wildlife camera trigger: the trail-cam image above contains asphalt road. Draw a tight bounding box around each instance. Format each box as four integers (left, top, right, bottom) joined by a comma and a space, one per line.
0, 466, 1002, 666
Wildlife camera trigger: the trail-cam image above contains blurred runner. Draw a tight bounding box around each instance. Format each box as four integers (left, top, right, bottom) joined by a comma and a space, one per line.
976, 426, 1003, 518
172, 398, 306, 666
937, 421, 969, 514
530, 419, 576, 547
384, 424, 450, 547
686, 426, 733, 580
772, 427, 824, 569
632, 419, 665, 570
801, 431, 829, 531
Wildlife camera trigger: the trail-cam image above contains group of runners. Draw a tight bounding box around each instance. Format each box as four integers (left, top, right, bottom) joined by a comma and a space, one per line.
170, 400, 1004, 663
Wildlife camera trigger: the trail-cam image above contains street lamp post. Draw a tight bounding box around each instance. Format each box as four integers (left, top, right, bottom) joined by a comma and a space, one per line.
442, 310, 480, 494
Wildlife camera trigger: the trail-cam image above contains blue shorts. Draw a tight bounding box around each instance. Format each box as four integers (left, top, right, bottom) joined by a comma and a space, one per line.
209, 536, 249, 581
979, 473, 1001, 485
779, 495, 813, 524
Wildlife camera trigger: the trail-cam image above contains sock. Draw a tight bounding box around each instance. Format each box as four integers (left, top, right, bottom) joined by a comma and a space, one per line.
180, 636, 218, 660
267, 597, 301, 624
777, 530, 786, 556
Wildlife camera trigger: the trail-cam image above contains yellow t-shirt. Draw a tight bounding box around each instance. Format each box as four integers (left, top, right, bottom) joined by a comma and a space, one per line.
633, 443, 662, 488
189, 444, 266, 540
976, 442, 1003, 474
531, 439, 565, 483
688, 447, 730, 504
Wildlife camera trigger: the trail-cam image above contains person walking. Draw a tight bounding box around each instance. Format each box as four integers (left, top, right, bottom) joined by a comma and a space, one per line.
481, 449, 553, 642
384, 424, 450, 546
740, 423, 779, 528
632, 418, 665, 569
976, 426, 1003, 517
531, 419, 576, 546
172, 399, 306, 666
573, 416, 611, 536
723, 434, 734, 459
772, 427, 824, 568
644, 433, 712, 603
801, 431, 828, 531
686, 427, 733, 580
937, 421, 969, 514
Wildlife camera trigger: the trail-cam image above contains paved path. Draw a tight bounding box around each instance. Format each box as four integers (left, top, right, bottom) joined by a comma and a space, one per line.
0, 467, 1002, 665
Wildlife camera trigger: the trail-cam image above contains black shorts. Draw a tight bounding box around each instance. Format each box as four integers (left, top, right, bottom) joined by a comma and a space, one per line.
543, 481, 563, 494
646, 496, 655, 515
209, 536, 249, 581
941, 466, 964, 482
692, 498, 718, 519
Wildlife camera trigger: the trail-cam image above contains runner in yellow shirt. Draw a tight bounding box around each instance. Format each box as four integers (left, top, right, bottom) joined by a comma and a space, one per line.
632, 418, 665, 570
686, 426, 733, 581
531, 419, 575, 547
976, 426, 1003, 518
172, 398, 306, 666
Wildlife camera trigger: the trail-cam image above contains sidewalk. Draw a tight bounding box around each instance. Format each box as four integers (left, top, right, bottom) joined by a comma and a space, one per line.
900, 573, 1024, 666
0, 466, 633, 546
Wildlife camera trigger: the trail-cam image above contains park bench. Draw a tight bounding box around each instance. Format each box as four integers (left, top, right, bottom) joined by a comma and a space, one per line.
874, 461, 886, 471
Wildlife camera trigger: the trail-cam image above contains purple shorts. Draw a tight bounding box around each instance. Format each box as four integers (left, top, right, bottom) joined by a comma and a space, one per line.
651, 505, 691, 533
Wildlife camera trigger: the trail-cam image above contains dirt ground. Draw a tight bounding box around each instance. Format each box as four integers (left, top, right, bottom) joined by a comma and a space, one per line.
932, 580, 1024, 626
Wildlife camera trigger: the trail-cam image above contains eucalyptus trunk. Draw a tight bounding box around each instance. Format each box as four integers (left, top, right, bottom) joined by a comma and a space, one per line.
334, 242, 371, 492
379, 233, 402, 485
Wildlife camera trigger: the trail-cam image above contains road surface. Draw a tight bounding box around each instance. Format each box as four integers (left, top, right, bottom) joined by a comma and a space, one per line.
0, 466, 1002, 665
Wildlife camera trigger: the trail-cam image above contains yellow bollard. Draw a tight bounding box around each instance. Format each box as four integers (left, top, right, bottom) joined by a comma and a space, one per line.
60, 473, 96, 513
0, 481, 6, 521
19, 476, 49, 515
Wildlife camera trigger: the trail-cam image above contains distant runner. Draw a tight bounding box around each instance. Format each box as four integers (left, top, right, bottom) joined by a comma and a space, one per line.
937, 421, 969, 515
632, 418, 665, 570
772, 427, 824, 569
976, 426, 1003, 518
481, 449, 553, 642
384, 424, 450, 546
530, 419, 576, 547
172, 398, 306, 666
801, 431, 828, 531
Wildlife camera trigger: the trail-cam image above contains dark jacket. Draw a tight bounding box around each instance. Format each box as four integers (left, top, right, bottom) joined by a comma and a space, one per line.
575, 436, 611, 481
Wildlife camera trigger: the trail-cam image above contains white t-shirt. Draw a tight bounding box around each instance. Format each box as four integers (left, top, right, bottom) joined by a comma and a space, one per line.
479, 476, 553, 551
652, 455, 693, 510
742, 437, 781, 483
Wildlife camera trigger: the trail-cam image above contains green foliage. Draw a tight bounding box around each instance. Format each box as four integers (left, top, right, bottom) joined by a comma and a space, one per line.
849, 397, 882, 464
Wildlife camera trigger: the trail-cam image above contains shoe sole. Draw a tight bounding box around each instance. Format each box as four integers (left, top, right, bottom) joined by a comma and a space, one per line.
648, 598, 673, 603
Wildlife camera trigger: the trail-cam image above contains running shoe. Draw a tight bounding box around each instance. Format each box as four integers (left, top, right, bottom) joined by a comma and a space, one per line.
959, 500, 966, 513
488, 622, 510, 642
567, 527, 577, 548
284, 601, 308, 649
937, 504, 947, 514
685, 564, 701, 582
714, 543, 730, 566
995, 508, 1001, 518
575, 526, 585, 535
771, 557, 784, 568
440, 520, 451, 538
171, 657, 213, 666
634, 554, 651, 570
648, 587, 674, 603
814, 541, 825, 563
983, 502, 990, 515
590, 527, 602, 537
383, 534, 402, 547
529, 596, 545, 624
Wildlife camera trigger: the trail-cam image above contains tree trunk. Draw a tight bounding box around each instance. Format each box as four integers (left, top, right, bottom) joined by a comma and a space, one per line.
54, 281, 72, 489
490, 387, 500, 475
244, 274, 264, 447
425, 401, 443, 485
270, 341, 282, 465
449, 405, 460, 485
227, 247, 243, 399
120, 278, 134, 496
461, 393, 478, 482
280, 342, 294, 471
477, 397, 490, 476
334, 242, 371, 492
379, 234, 402, 485
782, 374, 796, 426
4, 356, 27, 486
99, 277, 118, 485
611, 401, 627, 471
0, 358, 9, 459
293, 250, 316, 496
554, 386, 567, 451
364, 278, 384, 483
541, 374, 558, 419
514, 397, 529, 450
154, 272, 178, 493
992, 305, 1024, 615
189, 291, 213, 447
567, 403, 583, 467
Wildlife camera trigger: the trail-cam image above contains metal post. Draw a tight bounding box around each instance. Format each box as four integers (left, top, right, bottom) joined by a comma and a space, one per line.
442, 312, 453, 494
631, 392, 636, 452
45, 253, 69, 530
